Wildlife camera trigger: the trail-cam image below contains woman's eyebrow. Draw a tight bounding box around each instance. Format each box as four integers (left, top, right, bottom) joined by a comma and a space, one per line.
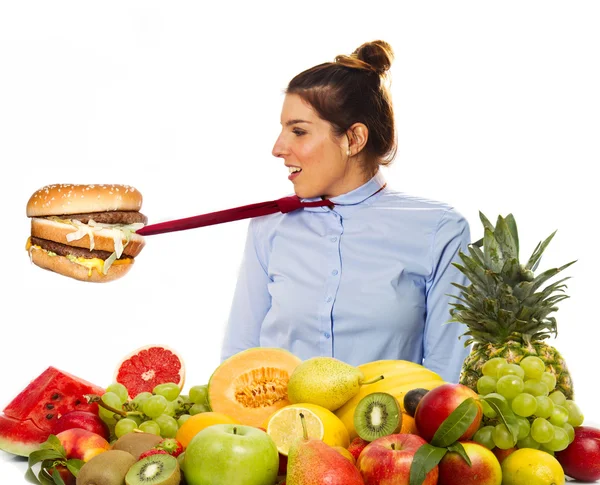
284, 119, 312, 127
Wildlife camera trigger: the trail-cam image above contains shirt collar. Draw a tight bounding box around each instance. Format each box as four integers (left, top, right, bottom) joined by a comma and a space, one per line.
301, 170, 387, 213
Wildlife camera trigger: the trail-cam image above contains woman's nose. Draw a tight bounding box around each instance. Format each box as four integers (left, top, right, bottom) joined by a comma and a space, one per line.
272, 133, 287, 158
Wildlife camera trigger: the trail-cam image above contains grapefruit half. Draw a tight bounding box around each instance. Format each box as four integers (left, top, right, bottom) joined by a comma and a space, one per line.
114, 345, 185, 398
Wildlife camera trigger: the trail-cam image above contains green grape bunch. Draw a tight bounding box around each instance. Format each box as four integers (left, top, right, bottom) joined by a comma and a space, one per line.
95, 382, 212, 440
473, 356, 584, 455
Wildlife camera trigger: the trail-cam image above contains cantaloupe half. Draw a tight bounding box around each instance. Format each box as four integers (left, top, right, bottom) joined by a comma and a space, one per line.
207, 347, 302, 427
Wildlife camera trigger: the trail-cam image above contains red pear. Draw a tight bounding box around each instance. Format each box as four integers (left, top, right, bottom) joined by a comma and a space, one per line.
286, 412, 363, 485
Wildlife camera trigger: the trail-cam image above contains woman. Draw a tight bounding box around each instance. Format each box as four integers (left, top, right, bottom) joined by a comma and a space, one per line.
221, 40, 471, 383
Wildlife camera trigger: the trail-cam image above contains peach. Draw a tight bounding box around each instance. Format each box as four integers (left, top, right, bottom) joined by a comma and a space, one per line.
438, 441, 502, 485
414, 384, 482, 443
55, 428, 110, 462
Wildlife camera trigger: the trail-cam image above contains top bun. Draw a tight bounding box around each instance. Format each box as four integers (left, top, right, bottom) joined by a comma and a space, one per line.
353, 40, 394, 75
27, 184, 143, 217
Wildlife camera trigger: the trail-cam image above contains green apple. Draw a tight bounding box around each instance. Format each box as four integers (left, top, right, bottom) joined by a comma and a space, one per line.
182, 424, 279, 485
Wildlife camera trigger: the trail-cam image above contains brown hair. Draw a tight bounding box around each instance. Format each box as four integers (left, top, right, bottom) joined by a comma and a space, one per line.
286, 40, 397, 176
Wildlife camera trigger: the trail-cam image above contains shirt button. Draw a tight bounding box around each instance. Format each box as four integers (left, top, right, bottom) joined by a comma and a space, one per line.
326, 296, 332, 302
331, 269, 338, 276
330, 236, 337, 242
324, 332, 331, 339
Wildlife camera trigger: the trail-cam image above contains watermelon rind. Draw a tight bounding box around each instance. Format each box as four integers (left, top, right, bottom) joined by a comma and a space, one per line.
0, 414, 47, 457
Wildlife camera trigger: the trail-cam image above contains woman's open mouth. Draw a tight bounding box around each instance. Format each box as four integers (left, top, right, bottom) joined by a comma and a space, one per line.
288, 166, 302, 181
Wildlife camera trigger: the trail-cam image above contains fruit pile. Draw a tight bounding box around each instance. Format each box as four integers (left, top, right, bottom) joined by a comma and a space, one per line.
0, 212, 598, 485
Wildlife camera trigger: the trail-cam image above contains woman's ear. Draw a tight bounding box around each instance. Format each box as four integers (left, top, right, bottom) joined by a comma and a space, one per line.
346, 123, 369, 157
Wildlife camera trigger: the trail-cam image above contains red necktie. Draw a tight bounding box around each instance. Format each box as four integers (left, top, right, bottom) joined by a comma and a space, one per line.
136, 196, 334, 236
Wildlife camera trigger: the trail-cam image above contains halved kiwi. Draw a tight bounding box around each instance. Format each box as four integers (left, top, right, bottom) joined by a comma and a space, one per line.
353, 392, 402, 442
125, 453, 180, 485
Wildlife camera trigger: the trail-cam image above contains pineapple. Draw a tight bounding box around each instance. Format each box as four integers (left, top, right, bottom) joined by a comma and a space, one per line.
449, 212, 576, 399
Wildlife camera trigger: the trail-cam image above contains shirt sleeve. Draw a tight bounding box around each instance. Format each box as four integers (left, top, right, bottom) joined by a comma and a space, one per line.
220, 218, 272, 362
423, 208, 472, 383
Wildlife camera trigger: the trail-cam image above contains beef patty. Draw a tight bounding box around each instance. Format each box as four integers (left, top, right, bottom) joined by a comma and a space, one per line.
45, 211, 148, 225
30, 237, 131, 260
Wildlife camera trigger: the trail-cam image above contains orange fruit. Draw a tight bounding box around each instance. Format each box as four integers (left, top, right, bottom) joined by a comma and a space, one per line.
175, 412, 239, 448
400, 413, 419, 434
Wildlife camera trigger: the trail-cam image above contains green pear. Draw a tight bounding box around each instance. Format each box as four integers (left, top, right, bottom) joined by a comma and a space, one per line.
287, 357, 383, 411
287, 412, 364, 485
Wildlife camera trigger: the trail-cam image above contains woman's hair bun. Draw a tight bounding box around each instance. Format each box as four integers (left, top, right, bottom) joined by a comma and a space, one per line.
353, 40, 394, 74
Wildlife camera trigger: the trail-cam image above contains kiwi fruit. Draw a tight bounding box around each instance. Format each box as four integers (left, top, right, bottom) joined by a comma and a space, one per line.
403, 388, 430, 417
353, 392, 402, 442
125, 454, 180, 485
76, 449, 137, 485
112, 432, 163, 460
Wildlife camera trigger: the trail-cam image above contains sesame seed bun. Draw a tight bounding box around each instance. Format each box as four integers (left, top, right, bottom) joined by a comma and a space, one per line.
26, 184, 142, 217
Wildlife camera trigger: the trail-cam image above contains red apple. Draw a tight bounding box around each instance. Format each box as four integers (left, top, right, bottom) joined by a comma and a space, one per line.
348, 436, 369, 461
414, 383, 482, 443
55, 428, 110, 462
438, 441, 501, 485
52, 410, 110, 440
357, 433, 438, 485
555, 426, 600, 481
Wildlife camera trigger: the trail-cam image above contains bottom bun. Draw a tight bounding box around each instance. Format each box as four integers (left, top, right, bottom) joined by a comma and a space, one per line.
28, 245, 134, 283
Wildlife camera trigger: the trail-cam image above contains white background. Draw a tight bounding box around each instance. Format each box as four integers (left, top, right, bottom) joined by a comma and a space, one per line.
1, 1, 599, 482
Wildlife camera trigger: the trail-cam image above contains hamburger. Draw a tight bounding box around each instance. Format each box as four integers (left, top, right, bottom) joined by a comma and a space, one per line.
25, 184, 147, 283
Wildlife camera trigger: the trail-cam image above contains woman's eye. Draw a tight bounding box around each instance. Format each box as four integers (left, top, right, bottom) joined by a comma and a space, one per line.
292, 128, 306, 136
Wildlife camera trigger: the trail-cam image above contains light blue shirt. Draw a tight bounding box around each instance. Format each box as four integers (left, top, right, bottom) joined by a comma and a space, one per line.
221, 171, 472, 382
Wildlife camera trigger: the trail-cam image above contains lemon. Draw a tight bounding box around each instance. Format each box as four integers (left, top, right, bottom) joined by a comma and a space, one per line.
501, 448, 565, 485
265, 402, 350, 455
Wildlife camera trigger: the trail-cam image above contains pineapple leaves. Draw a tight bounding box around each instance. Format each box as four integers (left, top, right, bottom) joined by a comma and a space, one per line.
483, 228, 503, 273
479, 211, 495, 233
504, 214, 519, 258
494, 216, 518, 262
525, 230, 557, 271
450, 211, 576, 346
530, 261, 577, 293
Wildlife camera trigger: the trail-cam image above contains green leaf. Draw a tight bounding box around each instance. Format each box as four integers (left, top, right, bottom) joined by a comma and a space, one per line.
26, 450, 66, 484
409, 443, 447, 485
431, 398, 479, 448
481, 396, 519, 444
65, 459, 84, 477
39, 435, 65, 455
447, 442, 472, 466
50, 468, 66, 485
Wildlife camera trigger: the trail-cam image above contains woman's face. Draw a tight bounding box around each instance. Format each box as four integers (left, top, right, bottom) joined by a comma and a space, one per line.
272, 94, 366, 199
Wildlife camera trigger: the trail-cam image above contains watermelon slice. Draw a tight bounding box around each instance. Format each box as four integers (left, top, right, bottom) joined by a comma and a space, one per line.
0, 366, 105, 457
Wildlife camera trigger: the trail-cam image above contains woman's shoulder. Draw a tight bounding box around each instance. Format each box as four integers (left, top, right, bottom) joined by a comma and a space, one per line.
374, 188, 470, 231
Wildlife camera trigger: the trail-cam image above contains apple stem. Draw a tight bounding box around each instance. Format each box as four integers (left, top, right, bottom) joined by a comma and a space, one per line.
391, 443, 396, 450
362, 375, 385, 386
299, 412, 308, 440
84, 394, 127, 417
